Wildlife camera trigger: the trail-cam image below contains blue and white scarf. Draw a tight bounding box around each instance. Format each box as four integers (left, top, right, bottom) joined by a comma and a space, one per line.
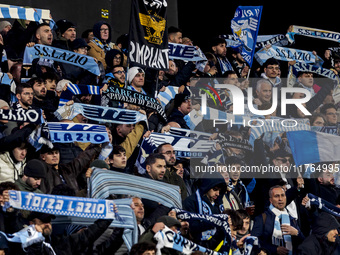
311, 126, 339, 135
269, 204, 292, 255
255, 45, 321, 66
154, 226, 223, 255
136, 132, 216, 174
0, 5, 42, 23
290, 62, 339, 81
216, 57, 234, 75
168, 127, 212, 140
91, 37, 111, 53
0, 225, 46, 250
189, 107, 252, 130
8, 190, 117, 220
54, 103, 147, 124
0, 72, 16, 92
48, 122, 109, 144
168, 43, 207, 62
23, 44, 100, 76
222, 34, 289, 49
59, 83, 101, 107
307, 193, 340, 218
157, 86, 178, 108
195, 189, 224, 216
173, 208, 232, 244
28, 123, 53, 151
88, 168, 182, 209
249, 118, 311, 146
287, 25, 340, 44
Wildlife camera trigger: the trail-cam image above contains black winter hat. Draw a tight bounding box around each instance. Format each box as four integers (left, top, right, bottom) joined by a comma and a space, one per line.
56, 19, 76, 35
24, 159, 47, 178
174, 93, 190, 109
71, 38, 90, 50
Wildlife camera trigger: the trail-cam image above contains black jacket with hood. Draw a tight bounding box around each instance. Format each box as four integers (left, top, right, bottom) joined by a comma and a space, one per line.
297, 212, 340, 255
183, 172, 226, 244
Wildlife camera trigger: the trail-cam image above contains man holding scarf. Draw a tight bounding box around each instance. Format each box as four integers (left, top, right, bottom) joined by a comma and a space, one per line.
252, 185, 304, 255
183, 172, 227, 248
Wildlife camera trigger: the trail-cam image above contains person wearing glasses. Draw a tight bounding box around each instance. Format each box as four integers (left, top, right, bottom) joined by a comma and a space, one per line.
101, 65, 126, 108
105, 49, 124, 73
88, 21, 112, 70
320, 103, 338, 126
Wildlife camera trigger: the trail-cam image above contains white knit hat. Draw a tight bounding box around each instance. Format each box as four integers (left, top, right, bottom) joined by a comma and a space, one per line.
127, 66, 145, 84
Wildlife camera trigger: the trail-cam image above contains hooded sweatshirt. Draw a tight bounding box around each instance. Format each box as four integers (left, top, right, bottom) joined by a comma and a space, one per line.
87, 21, 112, 69
297, 212, 340, 255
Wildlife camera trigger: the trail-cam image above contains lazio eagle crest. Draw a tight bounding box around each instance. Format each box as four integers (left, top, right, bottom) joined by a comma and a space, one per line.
139, 12, 166, 45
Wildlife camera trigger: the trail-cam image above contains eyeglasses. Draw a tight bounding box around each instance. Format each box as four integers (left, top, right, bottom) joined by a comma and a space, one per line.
113, 70, 125, 75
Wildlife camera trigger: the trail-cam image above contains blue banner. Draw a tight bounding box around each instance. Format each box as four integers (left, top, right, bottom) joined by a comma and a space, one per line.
9, 190, 116, 219
255, 45, 320, 66
48, 122, 109, 144
231, 6, 263, 67
23, 44, 100, 76
168, 43, 207, 62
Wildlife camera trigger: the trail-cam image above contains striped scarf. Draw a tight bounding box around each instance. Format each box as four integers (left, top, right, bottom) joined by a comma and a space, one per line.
91, 37, 111, 53
54, 103, 147, 124
88, 168, 182, 208
255, 45, 322, 66
157, 86, 178, 108
249, 117, 311, 146
59, 83, 101, 107
270, 204, 292, 255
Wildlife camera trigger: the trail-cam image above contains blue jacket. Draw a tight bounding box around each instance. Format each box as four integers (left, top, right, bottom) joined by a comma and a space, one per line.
251, 209, 305, 255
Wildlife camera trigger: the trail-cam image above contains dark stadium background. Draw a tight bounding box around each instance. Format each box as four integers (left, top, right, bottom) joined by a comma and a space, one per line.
6, 0, 340, 60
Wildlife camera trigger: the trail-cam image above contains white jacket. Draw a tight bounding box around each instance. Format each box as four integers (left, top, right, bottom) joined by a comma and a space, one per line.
0, 152, 26, 183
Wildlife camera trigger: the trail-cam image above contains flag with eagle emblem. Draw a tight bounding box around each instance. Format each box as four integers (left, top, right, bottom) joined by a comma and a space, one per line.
231, 6, 263, 67
128, 0, 169, 70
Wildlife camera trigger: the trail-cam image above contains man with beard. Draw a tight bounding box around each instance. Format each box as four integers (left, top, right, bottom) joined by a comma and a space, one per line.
308, 166, 340, 205
101, 65, 126, 108
13, 83, 33, 110
167, 93, 191, 129
15, 159, 46, 194
28, 77, 57, 121
211, 37, 234, 77
144, 153, 167, 181
297, 212, 340, 255
155, 143, 187, 200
